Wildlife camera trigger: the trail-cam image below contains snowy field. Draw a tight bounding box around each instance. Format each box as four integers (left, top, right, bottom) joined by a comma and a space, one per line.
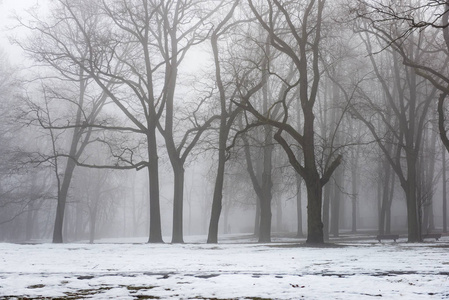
1, 235, 448, 299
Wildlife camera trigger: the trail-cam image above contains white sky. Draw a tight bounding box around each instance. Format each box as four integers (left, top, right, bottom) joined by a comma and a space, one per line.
0, 0, 42, 63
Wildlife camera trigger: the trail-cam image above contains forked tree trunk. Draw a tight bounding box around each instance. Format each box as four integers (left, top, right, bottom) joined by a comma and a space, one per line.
206, 4, 238, 243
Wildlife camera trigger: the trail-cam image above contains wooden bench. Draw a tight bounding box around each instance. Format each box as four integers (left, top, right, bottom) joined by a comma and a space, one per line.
422, 233, 442, 241
376, 234, 399, 242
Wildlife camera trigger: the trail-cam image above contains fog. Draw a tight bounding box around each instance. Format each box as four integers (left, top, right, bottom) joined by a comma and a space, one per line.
0, 0, 447, 245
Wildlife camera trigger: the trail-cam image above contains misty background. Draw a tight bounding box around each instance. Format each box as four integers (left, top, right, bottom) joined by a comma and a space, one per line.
0, 0, 447, 244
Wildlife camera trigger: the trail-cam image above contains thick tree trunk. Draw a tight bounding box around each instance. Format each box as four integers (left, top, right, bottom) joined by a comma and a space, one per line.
304, 102, 325, 244
259, 195, 272, 242
259, 125, 273, 243
171, 163, 185, 243
207, 145, 225, 243
306, 177, 324, 244
147, 129, 163, 243
53, 158, 77, 243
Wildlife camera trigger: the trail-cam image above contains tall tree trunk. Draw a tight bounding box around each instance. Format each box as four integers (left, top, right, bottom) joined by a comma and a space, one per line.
306, 176, 324, 244
171, 163, 185, 243
379, 160, 391, 235
147, 128, 163, 243
254, 198, 260, 237
207, 141, 225, 243
386, 173, 395, 234
405, 152, 421, 242
351, 124, 361, 233
322, 179, 331, 241
304, 101, 325, 243
443, 148, 447, 233
53, 159, 76, 243
206, 5, 238, 243
424, 122, 437, 232
259, 125, 273, 243
351, 160, 357, 233
296, 175, 304, 237
330, 167, 343, 237
329, 74, 342, 238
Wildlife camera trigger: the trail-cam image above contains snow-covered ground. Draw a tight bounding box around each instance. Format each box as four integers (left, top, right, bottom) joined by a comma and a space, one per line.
0, 235, 448, 299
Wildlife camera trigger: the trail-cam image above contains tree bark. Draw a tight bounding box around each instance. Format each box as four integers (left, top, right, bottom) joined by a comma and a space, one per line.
322, 181, 331, 241
206, 2, 240, 243
443, 148, 447, 233
147, 128, 163, 243
254, 197, 260, 237
207, 132, 225, 243
306, 176, 324, 244
330, 167, 343, 237
53, 158, 77, 243
171, 163, 185, 243
296, 175, 304, 237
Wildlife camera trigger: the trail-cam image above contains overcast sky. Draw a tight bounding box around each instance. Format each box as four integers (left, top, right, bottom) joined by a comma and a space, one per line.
0, 0, 42, 63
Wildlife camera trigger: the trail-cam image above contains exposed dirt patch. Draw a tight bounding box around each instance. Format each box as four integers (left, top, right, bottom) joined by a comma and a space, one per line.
269, 243, 348, 248
27, 284, 46, 289
126, 285, 156, 291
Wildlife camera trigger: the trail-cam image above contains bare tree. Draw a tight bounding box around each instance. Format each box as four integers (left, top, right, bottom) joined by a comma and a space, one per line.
206, 0, 266, 243
350, 26, 437, 241
150, 0, 224, 243
351, 0, 449, 155
242, 0, 342, 244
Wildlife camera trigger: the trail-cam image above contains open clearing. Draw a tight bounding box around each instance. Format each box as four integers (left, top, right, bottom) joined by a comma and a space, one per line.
0, 235, 448, 299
